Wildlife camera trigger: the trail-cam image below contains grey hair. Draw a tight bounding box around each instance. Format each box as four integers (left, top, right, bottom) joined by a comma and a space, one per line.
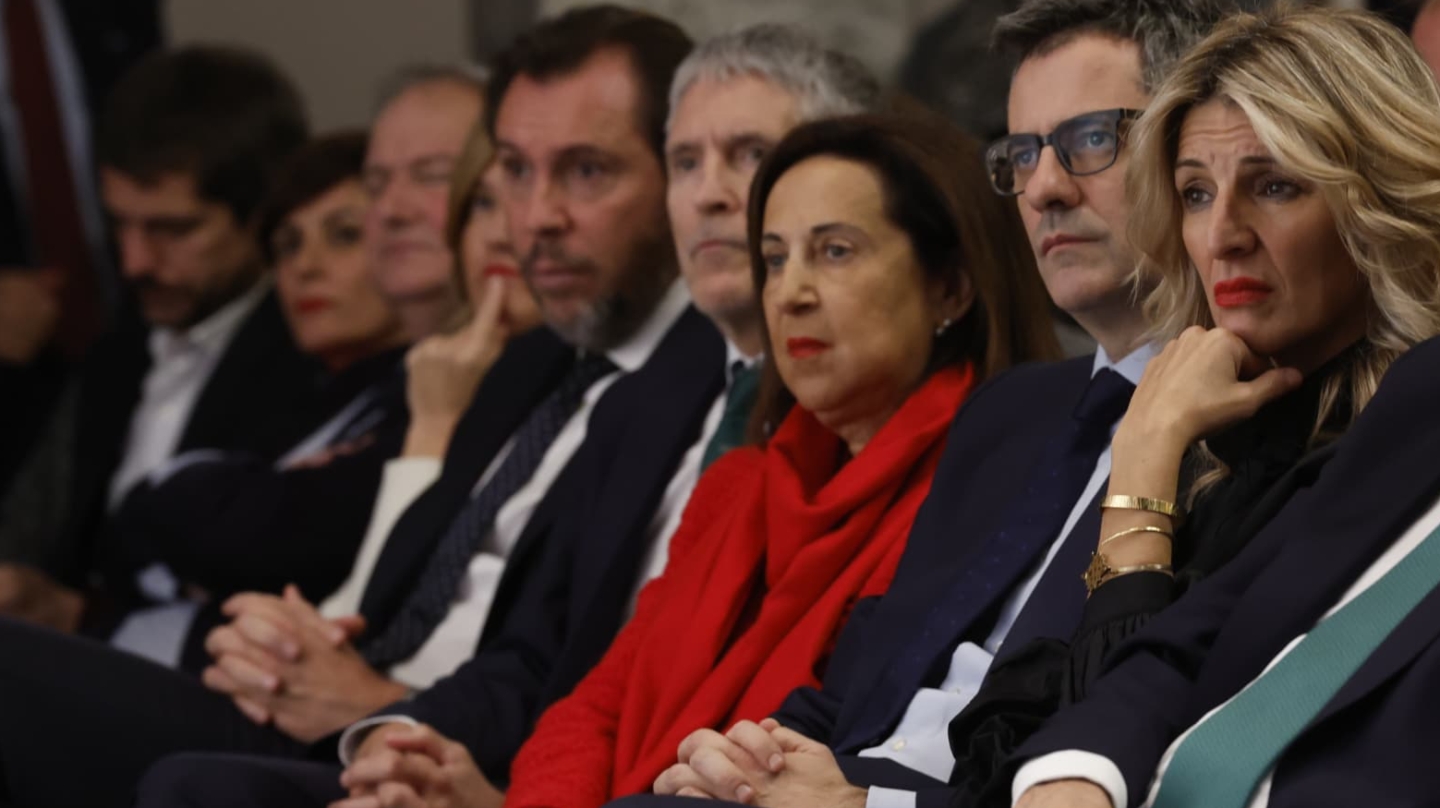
992, 0, 1236, 93
666, 24, 881, 132
373, 63, 489, 117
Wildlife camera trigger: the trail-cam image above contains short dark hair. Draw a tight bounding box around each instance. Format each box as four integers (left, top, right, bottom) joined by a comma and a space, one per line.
743, 109, 1062, 442
992, 0, 1232, 93
256, 131, 368, 266
484, 4, 694, 159
98, 45, 309, 224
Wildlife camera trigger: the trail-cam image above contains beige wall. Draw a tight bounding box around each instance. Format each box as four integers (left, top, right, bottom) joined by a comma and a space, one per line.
166, 0, 471, 132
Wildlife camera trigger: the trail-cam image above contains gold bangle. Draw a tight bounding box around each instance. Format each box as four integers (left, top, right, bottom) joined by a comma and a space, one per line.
1099, 525, 1173, 549
1101, 494, 1186, 526
1083, 552, 1175, 593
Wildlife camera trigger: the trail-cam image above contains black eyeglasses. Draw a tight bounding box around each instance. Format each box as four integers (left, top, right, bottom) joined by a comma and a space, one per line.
985, 108, 1142, 196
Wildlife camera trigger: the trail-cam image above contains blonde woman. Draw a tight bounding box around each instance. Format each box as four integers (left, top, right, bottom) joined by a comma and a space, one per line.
952, 5, 1440, 802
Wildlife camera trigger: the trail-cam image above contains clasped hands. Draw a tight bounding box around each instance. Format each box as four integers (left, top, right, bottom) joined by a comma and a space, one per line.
654, 718, 866, 808
202, 584, 408, 742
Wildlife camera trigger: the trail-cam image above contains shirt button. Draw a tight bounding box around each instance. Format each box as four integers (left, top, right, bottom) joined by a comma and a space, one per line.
892, 738, 906, 750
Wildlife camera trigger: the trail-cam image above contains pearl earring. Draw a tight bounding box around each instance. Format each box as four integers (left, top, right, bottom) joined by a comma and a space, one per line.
934, 318, 953, 337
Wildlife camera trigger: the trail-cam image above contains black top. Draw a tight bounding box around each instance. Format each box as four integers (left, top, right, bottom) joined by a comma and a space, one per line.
946, 345, 1360, 807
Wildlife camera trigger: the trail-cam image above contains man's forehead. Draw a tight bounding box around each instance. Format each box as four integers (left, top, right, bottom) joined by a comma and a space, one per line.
101, 168, 208, 212
1006, 34, 1146, 132
495, 49, 648, 156
370, 83, 479, 159
668, 74, 799, 148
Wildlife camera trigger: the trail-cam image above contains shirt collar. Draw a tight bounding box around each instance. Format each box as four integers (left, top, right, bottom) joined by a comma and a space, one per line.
148, 278, 270, 364
1093, 340, 1160, 387
599, 277, 691, 373
724, 339, 760, 386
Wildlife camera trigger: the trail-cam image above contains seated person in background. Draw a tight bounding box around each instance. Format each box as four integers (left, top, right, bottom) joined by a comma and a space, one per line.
1003, 8, 1440, 808
330, 109, 1062, 808
0, 8, 726, 808
102, 131, 410, 670
129, 22, 886, 808
0, 45, 315, 633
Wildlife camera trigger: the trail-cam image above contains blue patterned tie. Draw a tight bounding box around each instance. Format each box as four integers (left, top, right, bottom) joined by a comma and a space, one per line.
836, 368, 1134, 752
362, 353, 617, 668
1151, 518, 1440, 808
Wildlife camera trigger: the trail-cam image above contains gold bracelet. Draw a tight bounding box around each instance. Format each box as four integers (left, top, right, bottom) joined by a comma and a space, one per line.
1083, 552, 1175, 593
1099, 525, 1173, 549
1101, 494, 1186, 526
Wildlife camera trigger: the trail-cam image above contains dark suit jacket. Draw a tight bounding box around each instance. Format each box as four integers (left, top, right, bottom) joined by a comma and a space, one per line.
771, 357, 1096, 755
1012, 335, 1440, 808
52, 290, 319, 627
385, 306, 726, 785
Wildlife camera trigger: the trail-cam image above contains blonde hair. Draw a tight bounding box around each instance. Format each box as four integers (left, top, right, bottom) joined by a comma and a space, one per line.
1126, 5, 1440, 500
444, 114, 496, 303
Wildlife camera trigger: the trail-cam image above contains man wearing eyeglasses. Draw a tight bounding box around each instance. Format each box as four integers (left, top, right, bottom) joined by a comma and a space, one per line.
630, 3, 1229, 808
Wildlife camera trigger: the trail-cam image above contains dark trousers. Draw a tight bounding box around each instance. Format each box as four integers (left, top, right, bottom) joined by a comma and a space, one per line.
0, 618, 307, 808
136, 754, 344, 808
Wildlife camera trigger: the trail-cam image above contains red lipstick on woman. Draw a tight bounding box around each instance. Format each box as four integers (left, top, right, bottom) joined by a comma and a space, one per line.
482, 264, 521, 279
293, 297, 331, 314
785, 337, 830, 359
1213, 277, 1273, 308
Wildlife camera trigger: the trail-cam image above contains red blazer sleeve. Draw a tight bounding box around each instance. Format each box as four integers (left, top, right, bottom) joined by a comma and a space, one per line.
504, 450, 758, 807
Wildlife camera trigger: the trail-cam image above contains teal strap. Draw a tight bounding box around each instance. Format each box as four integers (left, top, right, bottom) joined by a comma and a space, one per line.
1151, 518, 1440, 808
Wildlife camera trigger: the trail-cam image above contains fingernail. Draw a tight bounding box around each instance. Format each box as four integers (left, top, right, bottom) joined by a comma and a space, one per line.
284, 643, 300, 660
736, 785, 754, 803
769, 753, 784, 771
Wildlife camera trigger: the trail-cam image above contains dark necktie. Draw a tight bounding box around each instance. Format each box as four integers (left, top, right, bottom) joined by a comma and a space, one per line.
361, 353, 617, 668
5, 0, 101, 355
700, 361, 759, 470
1152, 517, 1440, 808
835, 368, 1135, 752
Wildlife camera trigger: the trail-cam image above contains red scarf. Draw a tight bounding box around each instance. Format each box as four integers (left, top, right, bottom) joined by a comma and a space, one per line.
607, 364, 975, 795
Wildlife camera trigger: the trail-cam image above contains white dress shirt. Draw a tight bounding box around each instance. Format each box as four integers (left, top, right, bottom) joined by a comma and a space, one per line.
106, 281, 270, 665
1011, 475, 1440, 808
864, 344, 1158, 808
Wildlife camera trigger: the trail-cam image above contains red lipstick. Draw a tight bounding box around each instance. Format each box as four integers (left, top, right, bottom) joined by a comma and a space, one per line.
785, 337, 830, 359
1213, 277, 1273, 308
293, 297, 330, 314
482, 264, 520, 279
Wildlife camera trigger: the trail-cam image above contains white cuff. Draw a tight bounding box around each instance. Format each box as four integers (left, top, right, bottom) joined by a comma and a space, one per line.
337, 715, 420, 765
867, 786, 918, 808
1012, 750, 1127, 808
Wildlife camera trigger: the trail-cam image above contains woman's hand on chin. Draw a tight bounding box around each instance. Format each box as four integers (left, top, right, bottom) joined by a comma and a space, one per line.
1118, 326, 1303, 451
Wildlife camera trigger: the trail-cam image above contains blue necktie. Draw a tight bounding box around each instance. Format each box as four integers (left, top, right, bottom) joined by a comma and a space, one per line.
361, 354, 617, 668
1151, 518, 1440, 808
836, 368, 1134, 752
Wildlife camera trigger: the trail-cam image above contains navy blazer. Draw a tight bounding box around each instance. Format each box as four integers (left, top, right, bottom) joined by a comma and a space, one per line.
1012, 335, 1440, 808
771, 356, 1096, 758
388, 306, 726, 785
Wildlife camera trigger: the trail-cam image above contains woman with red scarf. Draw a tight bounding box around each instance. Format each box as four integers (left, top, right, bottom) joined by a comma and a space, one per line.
339, 111, 1061, 808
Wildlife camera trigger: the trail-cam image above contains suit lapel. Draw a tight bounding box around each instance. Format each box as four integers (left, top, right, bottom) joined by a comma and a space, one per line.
566, 308, 725, 626
358, 328, 573, 625
1000, 488, 1104, 654
830, 358, 1093, 747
